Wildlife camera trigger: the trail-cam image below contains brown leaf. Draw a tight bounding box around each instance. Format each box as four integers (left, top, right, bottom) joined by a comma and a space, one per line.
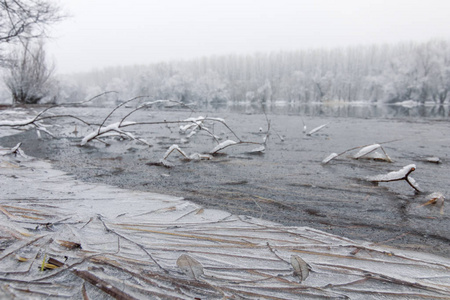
58, 240, 82, 250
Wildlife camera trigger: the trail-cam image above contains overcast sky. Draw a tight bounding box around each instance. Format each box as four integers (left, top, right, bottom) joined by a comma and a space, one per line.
47, 0, 450, 74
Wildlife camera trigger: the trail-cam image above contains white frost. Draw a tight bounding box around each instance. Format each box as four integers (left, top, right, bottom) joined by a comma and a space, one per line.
189, 153, 213, 160
354, 144, 380, 159
0, 118, 35, 126
322, 153, 338, 164
183, 116, 205, 123
210, 140, 237, 154
80, 121, 136, 145
368, 164, 416, 182
307, 123, 329, 136
408, 176, 420, 190
247, 145, 265, 154
162, 145, 188, 160
205, 117, 226, 123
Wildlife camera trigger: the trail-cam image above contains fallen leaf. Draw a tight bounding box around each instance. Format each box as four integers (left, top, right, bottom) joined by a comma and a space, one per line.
290, 255, 310, 283
177, 254, 204, 280
58, 240, 82, 250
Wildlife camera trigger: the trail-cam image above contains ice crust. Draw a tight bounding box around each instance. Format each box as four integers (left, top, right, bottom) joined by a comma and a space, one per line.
0, 155, 449, 299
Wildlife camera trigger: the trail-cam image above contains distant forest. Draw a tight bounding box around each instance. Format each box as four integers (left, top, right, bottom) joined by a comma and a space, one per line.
58, 39, 449, 106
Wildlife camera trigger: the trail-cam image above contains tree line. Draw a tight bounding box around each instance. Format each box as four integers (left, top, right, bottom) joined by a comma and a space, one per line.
56, 39, 450, 107
0, 2, 448, 106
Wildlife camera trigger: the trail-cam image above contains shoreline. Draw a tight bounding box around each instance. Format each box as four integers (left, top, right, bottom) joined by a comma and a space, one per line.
1, 146, 450, 298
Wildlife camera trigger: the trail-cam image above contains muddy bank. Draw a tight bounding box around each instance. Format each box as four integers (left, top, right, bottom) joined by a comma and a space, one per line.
1, 106, 449, 256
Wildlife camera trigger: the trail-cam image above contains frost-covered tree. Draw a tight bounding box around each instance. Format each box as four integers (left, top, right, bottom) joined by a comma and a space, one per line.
0, 0, 63, 66
55, 39, 450, 106
4, 41, 55, 104
192, 70, 229, 106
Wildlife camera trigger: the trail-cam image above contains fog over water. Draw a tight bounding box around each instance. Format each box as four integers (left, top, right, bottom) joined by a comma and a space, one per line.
48, 0, 450, 73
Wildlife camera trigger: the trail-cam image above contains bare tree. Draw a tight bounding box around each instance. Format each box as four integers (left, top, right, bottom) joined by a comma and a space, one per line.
0, 0, 63, 65
4, 40, 55, 104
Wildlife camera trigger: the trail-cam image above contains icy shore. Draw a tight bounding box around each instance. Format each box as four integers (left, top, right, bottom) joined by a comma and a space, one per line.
0, 144, 449, 298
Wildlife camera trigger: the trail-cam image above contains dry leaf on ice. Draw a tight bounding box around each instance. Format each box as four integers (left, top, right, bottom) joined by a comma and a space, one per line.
177, 254, 204, 280
290, 255, 310, 283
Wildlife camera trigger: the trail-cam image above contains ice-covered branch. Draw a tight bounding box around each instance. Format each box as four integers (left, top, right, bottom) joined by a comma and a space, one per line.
80, 121, 150, 146
367, 164, 422, 192
322, 141, 397, 164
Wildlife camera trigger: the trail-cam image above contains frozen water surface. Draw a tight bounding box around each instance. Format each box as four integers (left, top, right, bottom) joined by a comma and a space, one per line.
0, 105, 450, 298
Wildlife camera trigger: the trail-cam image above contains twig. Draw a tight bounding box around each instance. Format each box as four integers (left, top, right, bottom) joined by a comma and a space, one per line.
72, 91, 118, 106
97, 95, 150, 135
322, 139, 402, 164
81, 283, 89, 300
119, 99, 194, 127
266, 242, 290, 265
97, 215, 169, 274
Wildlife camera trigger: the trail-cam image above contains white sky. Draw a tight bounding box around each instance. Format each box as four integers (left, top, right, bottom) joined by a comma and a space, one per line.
47, 0, 450, 74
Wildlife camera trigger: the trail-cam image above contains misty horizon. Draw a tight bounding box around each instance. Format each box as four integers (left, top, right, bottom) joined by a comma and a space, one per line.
47, 0, 450, 74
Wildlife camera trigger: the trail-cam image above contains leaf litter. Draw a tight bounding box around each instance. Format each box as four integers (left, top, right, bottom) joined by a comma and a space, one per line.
0, 154, 449, 299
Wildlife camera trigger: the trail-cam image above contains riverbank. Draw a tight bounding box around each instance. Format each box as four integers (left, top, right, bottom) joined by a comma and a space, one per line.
1, 145, 450, 298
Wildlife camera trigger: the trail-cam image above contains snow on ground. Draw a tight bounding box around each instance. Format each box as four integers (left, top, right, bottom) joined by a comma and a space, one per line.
1, 108, 450, 299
